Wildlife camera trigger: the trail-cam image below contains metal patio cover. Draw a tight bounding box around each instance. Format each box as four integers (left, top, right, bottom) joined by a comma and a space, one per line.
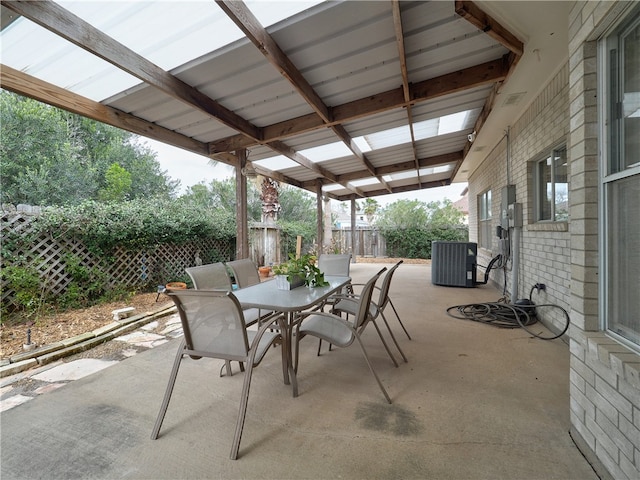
0, 0, 523, 201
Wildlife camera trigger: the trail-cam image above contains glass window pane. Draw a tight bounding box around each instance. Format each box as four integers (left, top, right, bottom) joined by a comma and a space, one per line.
554, 146, 568, 221
610, 13, 640, 174
537, 158, 552, 220
622, 21, 640, 170
607, 175, 640, 344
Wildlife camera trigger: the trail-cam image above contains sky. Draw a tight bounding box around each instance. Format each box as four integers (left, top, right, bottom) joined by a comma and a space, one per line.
145, 138, 468, 208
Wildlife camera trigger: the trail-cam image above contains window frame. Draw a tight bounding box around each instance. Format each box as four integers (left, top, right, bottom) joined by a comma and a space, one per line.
478, 189, 492, 250
599, 4, 640, 351
533, 144, 568, 223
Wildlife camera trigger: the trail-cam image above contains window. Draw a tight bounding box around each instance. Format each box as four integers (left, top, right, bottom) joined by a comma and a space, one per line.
534, 145, 568, 222
601, 6, 640, 349
478, 190, 492, 249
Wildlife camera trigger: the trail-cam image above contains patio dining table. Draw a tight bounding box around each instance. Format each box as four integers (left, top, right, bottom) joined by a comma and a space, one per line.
233, 275, 351, 397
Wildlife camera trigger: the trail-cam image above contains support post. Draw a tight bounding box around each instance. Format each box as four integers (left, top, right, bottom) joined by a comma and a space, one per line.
316, 180, 323, 254
235, 149, 249, 259
350, 195, 357, 263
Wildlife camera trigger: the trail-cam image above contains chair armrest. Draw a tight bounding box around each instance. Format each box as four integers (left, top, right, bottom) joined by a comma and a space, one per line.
250, 313, 286, 345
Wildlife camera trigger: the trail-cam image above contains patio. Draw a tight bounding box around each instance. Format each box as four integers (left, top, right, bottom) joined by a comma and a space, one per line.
1, 262, 597, 479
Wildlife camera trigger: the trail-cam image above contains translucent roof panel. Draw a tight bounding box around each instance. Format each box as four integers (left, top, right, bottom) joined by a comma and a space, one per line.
0, 0, 322, 102
252, 155, 299, 171
299, 142, 353, 163
354, 109, 474, 151
322, 184, 344, 193
349, 177, 380, 188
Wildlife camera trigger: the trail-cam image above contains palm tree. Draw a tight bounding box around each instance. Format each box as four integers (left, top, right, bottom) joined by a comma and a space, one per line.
363, 198, 379, 225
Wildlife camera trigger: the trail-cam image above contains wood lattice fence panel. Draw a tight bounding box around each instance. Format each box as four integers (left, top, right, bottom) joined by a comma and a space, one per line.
1, 208, 234, 312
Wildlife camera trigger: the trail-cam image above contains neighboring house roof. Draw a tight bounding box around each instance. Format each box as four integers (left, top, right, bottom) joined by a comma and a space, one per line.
453, 194, 469, 215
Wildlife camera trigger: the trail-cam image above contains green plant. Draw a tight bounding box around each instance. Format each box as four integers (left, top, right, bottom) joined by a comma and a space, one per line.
57, 254, 112, 309
272, 253, 329, 287
1, 265, 50, 321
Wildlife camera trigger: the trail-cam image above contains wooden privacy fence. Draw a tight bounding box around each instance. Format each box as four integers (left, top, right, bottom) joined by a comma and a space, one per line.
331, 228, 387, 258
1, 208, 234, 311
248, 223, 281, 266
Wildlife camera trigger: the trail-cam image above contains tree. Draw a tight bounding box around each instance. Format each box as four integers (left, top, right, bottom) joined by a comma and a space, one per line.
376, 199, 430, 230
0, 91, 178, 205
425, 199, 466, 226
362, 198, 379, 224
99, 163, 132, 202
375, 198, 467, 259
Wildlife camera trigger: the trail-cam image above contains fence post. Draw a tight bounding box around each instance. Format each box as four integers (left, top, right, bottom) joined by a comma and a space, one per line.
296, 235, 302, 258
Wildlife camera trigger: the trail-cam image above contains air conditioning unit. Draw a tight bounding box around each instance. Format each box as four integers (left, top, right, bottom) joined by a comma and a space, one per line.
431, 241, 477, 287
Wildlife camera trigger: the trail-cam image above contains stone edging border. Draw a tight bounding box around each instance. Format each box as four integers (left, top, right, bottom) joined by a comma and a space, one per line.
0, 304, 177, 378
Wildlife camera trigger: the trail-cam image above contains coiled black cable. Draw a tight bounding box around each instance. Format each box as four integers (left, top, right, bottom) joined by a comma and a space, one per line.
446, 284, 570, 340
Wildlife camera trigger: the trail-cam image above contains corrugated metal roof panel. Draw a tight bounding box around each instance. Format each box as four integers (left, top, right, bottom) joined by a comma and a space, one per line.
2, 0, 535, 199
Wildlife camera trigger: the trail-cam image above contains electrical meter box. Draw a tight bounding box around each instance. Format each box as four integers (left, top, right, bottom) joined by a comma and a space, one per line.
501, 185, 516, 229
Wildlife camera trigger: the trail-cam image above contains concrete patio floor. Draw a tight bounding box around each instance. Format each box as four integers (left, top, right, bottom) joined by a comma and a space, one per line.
0, 263, 598, 479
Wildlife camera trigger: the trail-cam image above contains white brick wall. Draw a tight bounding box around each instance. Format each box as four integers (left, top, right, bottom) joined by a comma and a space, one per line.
566, 2, 640, 478
468, 64, 571, 334
469, 2, 640, 478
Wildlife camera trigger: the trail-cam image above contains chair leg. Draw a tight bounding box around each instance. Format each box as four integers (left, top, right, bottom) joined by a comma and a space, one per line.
220, 360, 245, 377
388, 298, 411, 340
353, 333, 392, 404
370, 320, 399, 368
151, 340, 186, 440
316, 338, 323, 356
230, 360, 255, 460
379, 311, 408, 363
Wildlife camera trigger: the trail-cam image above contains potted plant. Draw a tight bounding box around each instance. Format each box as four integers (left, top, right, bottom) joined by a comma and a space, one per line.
258, 265, 271, 278
272, 253, 329, 289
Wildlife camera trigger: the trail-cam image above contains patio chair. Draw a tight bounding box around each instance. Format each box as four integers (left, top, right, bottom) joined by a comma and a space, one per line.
225, 259, 275, 324
226, 258, 261, 288
318, 253, 352, 277
187, 262, 263, 325
293, 268, 391, 404
186, 262, 274, 376
186, 262, 232, 290
151, 288, 288, 460
315, 253, 352, 354
330, 260, 408, 367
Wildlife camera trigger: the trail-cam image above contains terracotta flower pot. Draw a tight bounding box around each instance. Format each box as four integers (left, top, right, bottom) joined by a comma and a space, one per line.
258, 266, 271, 278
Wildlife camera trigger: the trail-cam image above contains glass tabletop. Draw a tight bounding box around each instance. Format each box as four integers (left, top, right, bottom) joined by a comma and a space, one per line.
233, 275, 350, 312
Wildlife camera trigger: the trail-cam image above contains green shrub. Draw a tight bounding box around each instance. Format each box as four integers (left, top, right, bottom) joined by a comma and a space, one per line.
381, 226, 468, 259
1, 265, 50, 320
